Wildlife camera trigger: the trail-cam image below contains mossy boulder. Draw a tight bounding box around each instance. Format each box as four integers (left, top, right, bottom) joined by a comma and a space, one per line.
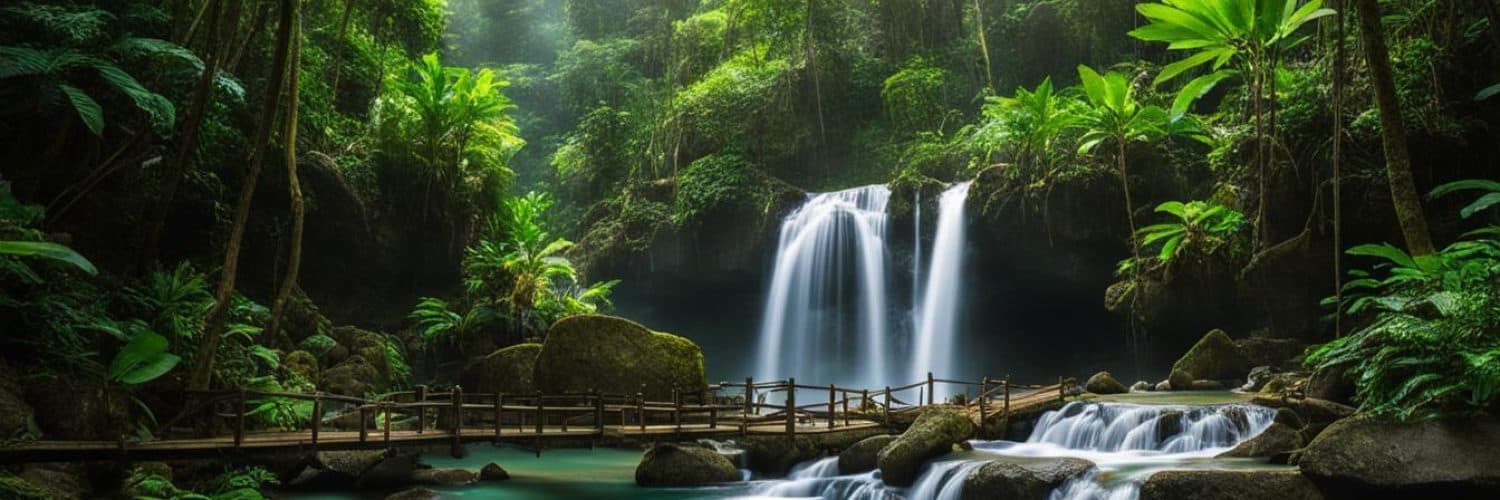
1140, 470, 1323, 500
321, 355, 381, 397
634, 444, 741, 486
837, 434, 897, 474
1298, 414, 1500, 494
1170, 330, 1251, 382
1305, 363, 1356, 405
283, 350, 320, 382
1167, 369, 1193, 391
877, 408, 975, 486
534, 315, 706, 400
462, 343, 541, 395
738, 427, 888, 475
1217, 422, 1301, 459
960, 458, 1093, 500
479, 463, 510, 481
1084, 371, 1128, 395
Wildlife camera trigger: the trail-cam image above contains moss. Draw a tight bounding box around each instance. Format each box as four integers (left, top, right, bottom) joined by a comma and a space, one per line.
461, 343, 542, 395
0, 474, 49, 500
533, 315, 707, 399
1170, 329, 1251, 382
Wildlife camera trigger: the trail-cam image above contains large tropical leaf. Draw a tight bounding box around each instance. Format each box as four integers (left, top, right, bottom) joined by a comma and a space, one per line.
58, 84, 104, 135
0, 240, 97, 274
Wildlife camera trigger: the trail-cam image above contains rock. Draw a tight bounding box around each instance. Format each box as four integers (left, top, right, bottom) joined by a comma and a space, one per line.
1189, 379, 1225, 390
960, 458, 1093, 500
410, 468, 476, 486
358, 450, 426, 488
316, 449, 396, 480
25, 376, 129, 440
1274, 408, 1304, 428
1156, 410, 1184, 437
385, 488, 442, 500
1233, 338, 1306, 369
283, 350, 320, 382
326, 344, 350, 365
479, 462, 510, 481
534, 315, 707, 400
1171, 329, 1252, 382
739, 427, 887, 475
462, 343, 541, 396
1306, 363, 1355, 405
1243, 366, 1275, 392
1217, 423, 1301, 458
1167, 370, 1193, 391
20, 463, 88, 499
1140, 470, 1323, 500
1084, 371, 1128, 394
1154, 380, 1172, 391
321, 355, 381, 396
877, 409, 975, 486
1250, 396, 1354, 427
1299, 414, 1500, 494
635, 444, 740, 486
1130, 381, 1152, 392
1260, 372, 1306, 397
838, 435, 897, 474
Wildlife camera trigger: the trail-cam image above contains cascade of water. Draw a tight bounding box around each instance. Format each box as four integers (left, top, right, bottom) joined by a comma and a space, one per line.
911, 182, 972, 383
755, 185, 892, 387
912, 189, 922, 327
1025, 401, 1275, 453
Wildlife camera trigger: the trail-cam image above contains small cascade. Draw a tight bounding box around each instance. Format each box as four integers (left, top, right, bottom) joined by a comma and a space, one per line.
1026, 401, 1274, 453
907, 460, 985, 500
755, 185, 892, 387
911, 182, 972, 383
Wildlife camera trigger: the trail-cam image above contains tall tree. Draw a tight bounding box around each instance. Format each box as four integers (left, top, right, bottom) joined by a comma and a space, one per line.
1332, 0, 1345, 335
191, 0, 298, 390
1353, 0, 1435, 255
267, 7, 305, 347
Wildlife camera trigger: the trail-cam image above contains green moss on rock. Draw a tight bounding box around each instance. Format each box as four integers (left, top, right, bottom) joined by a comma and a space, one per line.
634, 444, 740, 486
878, 408, 975, 486
533, 315, 707, 400
1171, 330, 1250, 382
462, 343, 542, 395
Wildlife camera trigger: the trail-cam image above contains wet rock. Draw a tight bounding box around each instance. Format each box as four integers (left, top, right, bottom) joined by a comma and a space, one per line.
1306, 363, 1356, 406
878, 408, 975, 486
838, 435, 897, 474
1140, 470, 1323, 500
960, 458, 1093, 500
738, 427, 886, 475
385, 488, 441, 500
1084, 371, 1128, 395
1156, 410, 1184, 437
26, 376, 129, 440
1154, 380, 1172, 392
461, 343, 541, 396
635, 444, 740, 486
1299, 414, 1500, 494
410, 468, 475, 486
1233, 338, 1306, 369
479, 462, 510, 481
1260, 372, 1306, 397
1218, 423, 1301, 458
1171, 330, 1252, 382
321, 355, 381, 396
1243, 366, 1276, 392
21, 463, 88, 499
1250, 396, 1354, 428
1167, 370, 1193, 391
1130, 381, 1153, 392
534, 315, 706, 400
1274, 408, 1305, 428
315, 449, 398, 481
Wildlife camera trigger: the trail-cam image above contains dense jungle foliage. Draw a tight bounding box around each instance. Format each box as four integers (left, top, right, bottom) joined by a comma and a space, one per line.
0, 0, 1498, 496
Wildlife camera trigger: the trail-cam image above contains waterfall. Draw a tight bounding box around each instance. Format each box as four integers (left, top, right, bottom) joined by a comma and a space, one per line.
755, 185, 892, 387
1024, 402, 1274, 453
912, 189, 922, 327
911, 182, 972, 383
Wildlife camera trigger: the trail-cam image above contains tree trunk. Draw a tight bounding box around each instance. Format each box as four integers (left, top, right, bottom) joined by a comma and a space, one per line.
974, 0, 994, 93
1332, 0, 1346, 336
267, 8, 304, 348
805, 0, 826, 145
1354, 0, 1436, 255
1119, 139, 1144, 342
191, 0, 297, 391
328, 0, 355, 106
142, 0, 242, 271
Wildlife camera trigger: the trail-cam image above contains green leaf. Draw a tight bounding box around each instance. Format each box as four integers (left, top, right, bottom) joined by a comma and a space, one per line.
1159, 235, 1185, 261
1347, 243, 1419, 270
1477, 83, 1500, 101
1171, 70, 1235, 118
1154, 49, 1224, 86
0, 240, 97, 274
1460, 193, 1500, 219
58, 84, 104, 136
108, 330, 169, 382
118, 353, 180, 385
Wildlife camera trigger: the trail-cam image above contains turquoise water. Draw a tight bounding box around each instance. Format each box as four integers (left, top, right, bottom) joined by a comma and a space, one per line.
281, 444, 746, 499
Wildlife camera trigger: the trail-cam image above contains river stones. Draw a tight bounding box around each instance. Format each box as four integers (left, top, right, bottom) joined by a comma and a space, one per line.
838, 434, 897, 474
479, 462, 510, 481
1130, 381, 1153, 392
1217, 422, 1301, 459
1243, 366, 1275, 392
1140, 470, 1323, 500
877, 408, 974, 486
384, 488, 441, 500
960, 458, 1093, 500
1299, 414, 1500, 494
534, 315, 706, 400
1170, 329, 1251, 383
461, 343, 540, 396
1084, 371, 1128, 394
409, 468, 476, 486
739, 426, 888, 475
635, 444, 741, 486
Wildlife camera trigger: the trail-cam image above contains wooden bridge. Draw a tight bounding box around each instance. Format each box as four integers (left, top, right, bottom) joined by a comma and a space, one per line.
0, 373, 1076, 464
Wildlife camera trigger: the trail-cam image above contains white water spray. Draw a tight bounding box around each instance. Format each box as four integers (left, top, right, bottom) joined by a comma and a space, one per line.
911, 182, 972, 383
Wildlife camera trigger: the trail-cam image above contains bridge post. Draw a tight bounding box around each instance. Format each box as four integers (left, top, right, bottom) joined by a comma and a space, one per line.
593, 389, 604, 432
234, 390, 246, 449
978, 377, 989, 423
637, 391, 645, 431
885, 386, 894, 427
672, 386, 682, 432
415, 385, 428, 434
535, 391, 544, 435
785, 378, 796, 439
450, 386, 464, 458
744, 377, 754, 417
1004, 377, 1011, 416
827, 384, 835, 428
358, 402, 369, 443
383, 402, 392, 447
311, 392, 322, 450
927, 372, 935, 405
501, 390, 513, 438
842, 389, 850, 426
1058, 376, 1064, 401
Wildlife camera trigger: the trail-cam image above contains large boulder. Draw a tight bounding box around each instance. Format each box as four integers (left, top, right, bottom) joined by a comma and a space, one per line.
739, 427, 888, 475
534, 315, 706, 400
960, 458, 1093, 500
1171, 329, 1251, 382
1140, 470, 1323, 500
283, 350, 320, 382
634, 444, 740, 486
321, 355, 381, 397
409, 468, 476, 486
877, 409, 975, 486
1305, 363, 1356, 405
1298, 415, 1500, 494
1217, 422, 1301, 459
462, 343, 540, 396
838, 435, 897, 474
1084, 371, 1128, 395
479, 462, 510, 481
